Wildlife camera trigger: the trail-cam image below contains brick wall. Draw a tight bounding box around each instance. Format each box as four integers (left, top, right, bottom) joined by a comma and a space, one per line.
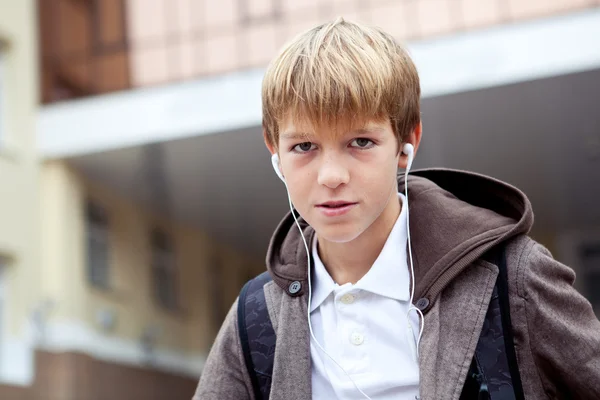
127, 0, 599, 86
38, 0, 600, 102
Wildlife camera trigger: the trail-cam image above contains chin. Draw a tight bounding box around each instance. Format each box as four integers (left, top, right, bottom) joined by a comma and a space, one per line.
311, 222, 364, 244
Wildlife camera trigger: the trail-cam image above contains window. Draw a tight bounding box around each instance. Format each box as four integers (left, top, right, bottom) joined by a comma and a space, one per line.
38, 0, 129, 103
151, 229, 178, 311
581, 244, 600, 318
85, 200, 110, 288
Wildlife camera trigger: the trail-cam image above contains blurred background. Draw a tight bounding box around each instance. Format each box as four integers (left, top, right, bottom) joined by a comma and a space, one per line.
0, 0, 599, 398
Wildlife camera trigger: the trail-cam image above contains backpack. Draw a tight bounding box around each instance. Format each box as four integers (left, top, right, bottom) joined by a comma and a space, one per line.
237, 246, 525, 400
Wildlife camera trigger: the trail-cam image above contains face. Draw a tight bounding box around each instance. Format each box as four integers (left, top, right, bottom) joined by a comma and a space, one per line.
272, 117, 406, 244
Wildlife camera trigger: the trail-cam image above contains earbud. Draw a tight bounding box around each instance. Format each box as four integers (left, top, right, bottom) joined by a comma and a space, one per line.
271, 153, 285, 183
402, 143, 414, 172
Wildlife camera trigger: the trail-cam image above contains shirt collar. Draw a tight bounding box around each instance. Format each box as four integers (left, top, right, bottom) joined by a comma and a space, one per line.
310, 193, 410, 312
310, 234, 338, 312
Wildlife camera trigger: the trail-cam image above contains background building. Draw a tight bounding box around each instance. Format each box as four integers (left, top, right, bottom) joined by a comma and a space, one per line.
0, 0, 598, 398
0, 0, 41, 398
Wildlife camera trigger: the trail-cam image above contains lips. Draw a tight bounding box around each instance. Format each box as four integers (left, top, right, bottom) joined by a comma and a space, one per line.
315, 201, 358, 217
317, 201, 356, 208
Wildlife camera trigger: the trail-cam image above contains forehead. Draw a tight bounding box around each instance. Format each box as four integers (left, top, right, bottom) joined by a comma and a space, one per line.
278, 115, 393, 142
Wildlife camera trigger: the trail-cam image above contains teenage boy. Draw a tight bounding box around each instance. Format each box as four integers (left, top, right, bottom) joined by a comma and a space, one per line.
193, 18, 600, 400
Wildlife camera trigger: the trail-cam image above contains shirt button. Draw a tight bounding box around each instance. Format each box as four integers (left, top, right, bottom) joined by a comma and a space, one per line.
350, 332, 364, 346
340, 294, 355, 304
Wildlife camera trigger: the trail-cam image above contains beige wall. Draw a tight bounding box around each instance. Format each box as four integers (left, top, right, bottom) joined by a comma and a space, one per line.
40, 160, 263, 357
0, 0, 40, 339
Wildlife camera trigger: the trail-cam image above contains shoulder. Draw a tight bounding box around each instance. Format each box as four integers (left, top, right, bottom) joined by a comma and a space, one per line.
502, 234, 575, 300
500, 235, 600, 398
240, 271, 285, 329
241, 271, 275, 301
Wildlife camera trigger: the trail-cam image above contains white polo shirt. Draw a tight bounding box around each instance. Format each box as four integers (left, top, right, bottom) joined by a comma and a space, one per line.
310, 193, 420, 399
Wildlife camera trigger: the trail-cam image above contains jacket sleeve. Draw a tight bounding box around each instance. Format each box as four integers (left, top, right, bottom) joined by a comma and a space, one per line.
521, 242, 600, 398
193, 298, 254, 400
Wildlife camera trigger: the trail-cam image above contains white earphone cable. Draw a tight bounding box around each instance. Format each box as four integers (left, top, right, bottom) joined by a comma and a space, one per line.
404, 157, 425, 359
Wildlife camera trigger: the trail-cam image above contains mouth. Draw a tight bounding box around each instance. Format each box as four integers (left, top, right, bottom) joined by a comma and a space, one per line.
316, 201, 357, 208
315, 201, 358, 217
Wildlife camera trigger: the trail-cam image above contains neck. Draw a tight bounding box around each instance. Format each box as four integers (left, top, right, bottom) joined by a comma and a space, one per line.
317, 195, 401, 285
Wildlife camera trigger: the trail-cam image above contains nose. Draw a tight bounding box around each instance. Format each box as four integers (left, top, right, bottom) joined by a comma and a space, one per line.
317, 155, 350, 189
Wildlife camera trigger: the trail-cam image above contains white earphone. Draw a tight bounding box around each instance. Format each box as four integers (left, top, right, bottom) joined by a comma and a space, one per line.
403, 142, 414, 170
270, 142, 421, 400
271, 153, 285, 182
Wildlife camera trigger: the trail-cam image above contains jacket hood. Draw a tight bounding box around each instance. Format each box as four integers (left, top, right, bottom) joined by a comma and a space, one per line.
265, 168, 533, 310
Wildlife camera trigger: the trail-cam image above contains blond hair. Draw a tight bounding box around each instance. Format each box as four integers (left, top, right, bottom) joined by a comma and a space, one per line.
262, 17, 421, 149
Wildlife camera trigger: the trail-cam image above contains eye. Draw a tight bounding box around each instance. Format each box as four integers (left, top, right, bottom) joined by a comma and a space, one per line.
293, 142, 316, 153
350, 138, 374, 148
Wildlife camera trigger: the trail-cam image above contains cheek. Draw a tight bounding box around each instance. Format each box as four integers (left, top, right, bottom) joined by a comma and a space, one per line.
285, 175, 312, 209
358, 153, 399, 185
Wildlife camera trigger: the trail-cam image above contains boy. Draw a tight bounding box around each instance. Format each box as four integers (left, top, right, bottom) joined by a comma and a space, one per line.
194, 18, 600, 399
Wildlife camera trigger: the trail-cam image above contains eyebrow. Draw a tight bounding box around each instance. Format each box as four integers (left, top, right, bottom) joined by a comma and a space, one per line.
280, 132, 313, 141
353, 127, 385, 135
280, 127, 384, 141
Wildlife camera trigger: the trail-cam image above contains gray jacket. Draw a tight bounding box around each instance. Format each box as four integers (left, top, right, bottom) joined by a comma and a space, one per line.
194, 169, 600, 400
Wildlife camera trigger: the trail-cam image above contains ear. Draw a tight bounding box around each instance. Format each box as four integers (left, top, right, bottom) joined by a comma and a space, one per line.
263, 128, 277, 156
398, 121, 422, 169
264, 128, 285, 181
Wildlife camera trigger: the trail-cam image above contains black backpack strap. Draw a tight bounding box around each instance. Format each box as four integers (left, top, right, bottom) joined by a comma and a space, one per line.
237, 271, 275, 400
461, 245, 525, 400
493, 245, 525, 400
